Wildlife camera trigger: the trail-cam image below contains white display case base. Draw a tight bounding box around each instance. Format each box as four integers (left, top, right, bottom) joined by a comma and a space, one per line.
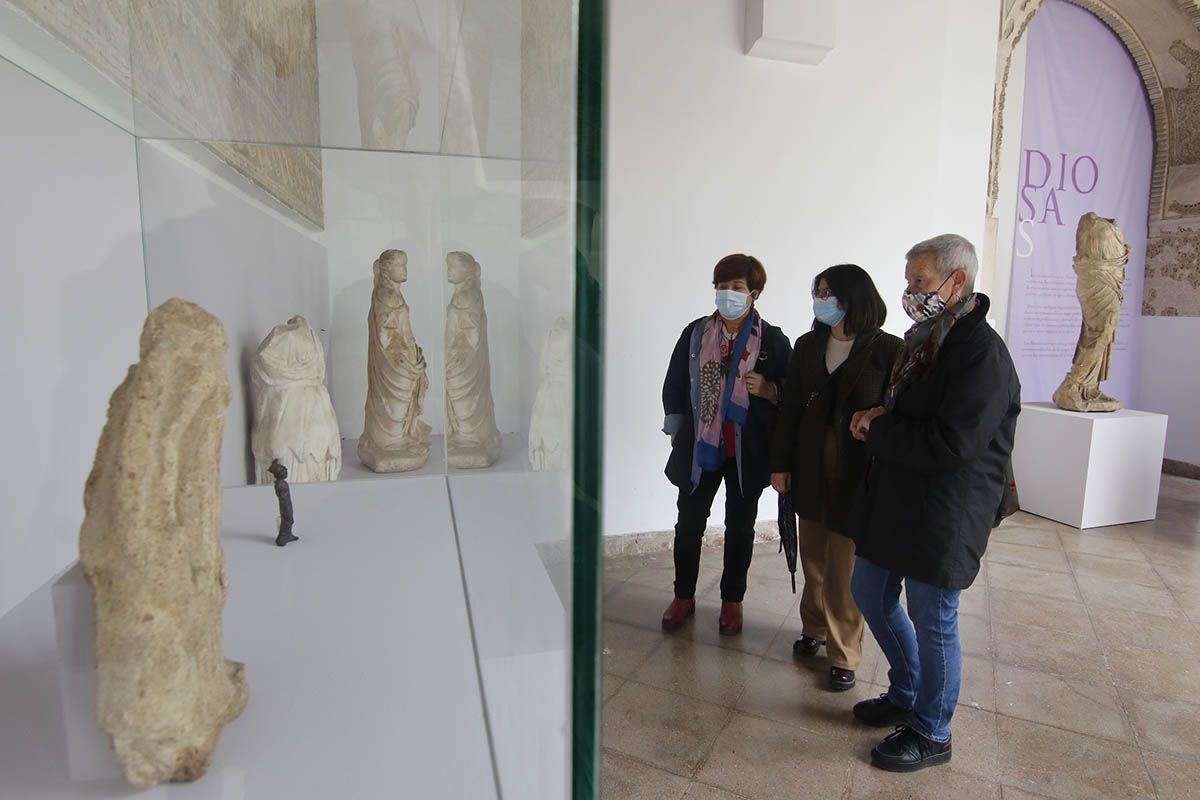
1, 476, 500, 799
336, 433, 530, 483
51, 566, 121, 782
1012, 402, 1168, 529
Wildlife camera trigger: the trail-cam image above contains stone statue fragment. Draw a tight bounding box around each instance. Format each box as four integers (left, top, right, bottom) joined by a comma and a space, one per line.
250, 314, 341, 484
79, 298, 248, 789
359, 249, 433, 472
1052, 212, 1131, 413
345, 0, 420, 150
270, 459, 298, 547
529, 316, 572, 471
445, 251, 502, 468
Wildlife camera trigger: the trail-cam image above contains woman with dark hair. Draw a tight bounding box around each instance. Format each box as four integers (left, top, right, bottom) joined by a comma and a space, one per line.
769, 264, 901, 691
661, 254, 793, 636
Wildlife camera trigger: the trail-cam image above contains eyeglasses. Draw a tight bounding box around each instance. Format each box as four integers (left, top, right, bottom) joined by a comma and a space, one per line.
812, 288, 836, 300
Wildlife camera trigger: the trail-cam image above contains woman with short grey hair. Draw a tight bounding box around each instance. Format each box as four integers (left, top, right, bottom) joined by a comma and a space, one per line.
846, 233, 1020, 773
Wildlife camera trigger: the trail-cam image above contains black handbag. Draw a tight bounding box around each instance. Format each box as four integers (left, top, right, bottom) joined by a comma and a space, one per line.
993, 458, 1019, 527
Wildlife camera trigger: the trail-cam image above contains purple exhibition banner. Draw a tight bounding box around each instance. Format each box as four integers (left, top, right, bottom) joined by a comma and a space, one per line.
1006, 0, 1153, 405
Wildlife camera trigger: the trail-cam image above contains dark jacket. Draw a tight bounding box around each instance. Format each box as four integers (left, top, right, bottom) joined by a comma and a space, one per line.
770, 326, 902, 533
663, 313, 792, 493
851, 295, 1021, 590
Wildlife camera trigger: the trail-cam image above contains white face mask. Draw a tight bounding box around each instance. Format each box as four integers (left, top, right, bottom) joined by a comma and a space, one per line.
715, 289, 750, 321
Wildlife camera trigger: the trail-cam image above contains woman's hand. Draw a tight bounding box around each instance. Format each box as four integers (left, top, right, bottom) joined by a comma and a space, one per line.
850, 406, 887, 442
771, 472, 791, 493
746, 372, 776, 400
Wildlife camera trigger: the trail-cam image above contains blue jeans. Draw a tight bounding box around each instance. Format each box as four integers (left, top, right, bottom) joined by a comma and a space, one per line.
850, 556, 962, 743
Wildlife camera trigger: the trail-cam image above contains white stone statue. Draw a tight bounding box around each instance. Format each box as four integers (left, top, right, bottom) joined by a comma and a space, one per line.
445, 251, 502, 468
1052, 212, 1131, 413
345, 1, 420, 150
250, 315, 341, 483
79, 298, 248, 789
358, 250, 433, 472
529, 316, 572, 471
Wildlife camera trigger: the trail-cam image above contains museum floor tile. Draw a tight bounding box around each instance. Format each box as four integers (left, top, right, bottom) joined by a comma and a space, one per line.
600, 475, 1200, 800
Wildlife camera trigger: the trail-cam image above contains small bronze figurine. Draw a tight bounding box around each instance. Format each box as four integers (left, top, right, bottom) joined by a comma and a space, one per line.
269, 459, 298, 547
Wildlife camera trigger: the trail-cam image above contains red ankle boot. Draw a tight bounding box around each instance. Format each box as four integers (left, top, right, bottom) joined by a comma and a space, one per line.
661, 598, 695, 631
718, 601, 743, 636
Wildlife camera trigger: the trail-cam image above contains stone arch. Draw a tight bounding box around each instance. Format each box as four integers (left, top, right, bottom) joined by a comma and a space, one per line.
1174, 0, 1200, 30
987, 0, 1170, 221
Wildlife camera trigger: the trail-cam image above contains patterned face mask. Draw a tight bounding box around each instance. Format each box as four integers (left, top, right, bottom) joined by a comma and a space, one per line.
901, 273, 955, 323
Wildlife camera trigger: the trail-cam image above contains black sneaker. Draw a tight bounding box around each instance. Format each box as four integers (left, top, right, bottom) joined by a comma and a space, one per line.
870, 725, 952, 772
852, 693, 913, 727
792, 635, 825, 657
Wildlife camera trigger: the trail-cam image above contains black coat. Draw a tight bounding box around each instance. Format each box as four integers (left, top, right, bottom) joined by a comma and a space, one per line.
663, 315, 792, 493
852, 295, 1021, 590
770, 326, 902, 533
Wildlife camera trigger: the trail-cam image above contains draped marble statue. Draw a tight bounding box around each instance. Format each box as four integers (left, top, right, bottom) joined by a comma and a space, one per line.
251, 315, 341, 483
359, 250, 433, 472
79, 298, 247, 789
445, 251, 502, 468
1052, 212, 1131, 413
345, 1, 420, 150
529, 316, 571, 471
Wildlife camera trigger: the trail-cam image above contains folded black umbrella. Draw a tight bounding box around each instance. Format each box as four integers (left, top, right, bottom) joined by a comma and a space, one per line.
777, 491, 798, 594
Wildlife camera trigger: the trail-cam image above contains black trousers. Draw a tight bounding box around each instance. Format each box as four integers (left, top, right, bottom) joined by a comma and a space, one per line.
672, 460, 765, 602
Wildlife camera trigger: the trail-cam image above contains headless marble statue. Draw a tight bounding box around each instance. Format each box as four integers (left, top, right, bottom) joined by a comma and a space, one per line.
1052, 212, 1131, 413
358, 250, 433, 472
529, 316, 572, 471
445, 252, 502, 468
250, 315, 341, 483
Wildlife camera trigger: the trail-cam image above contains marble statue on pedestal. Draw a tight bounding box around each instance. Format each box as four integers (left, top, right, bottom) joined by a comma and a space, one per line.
445, 251, 502, 468
250, 315, 341, 484
529, 316, 571, 471
359, 249, 433, 472
345, 1, 420, 150
79, 298, 248, 790
1052, 212, 1131, 413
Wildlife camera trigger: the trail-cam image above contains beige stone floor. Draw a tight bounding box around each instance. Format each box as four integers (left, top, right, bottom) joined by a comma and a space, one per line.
600, 475, 1200, 800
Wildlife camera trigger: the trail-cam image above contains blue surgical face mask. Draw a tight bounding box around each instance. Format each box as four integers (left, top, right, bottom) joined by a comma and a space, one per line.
813, 297, 846, 327
715, 289, 751, 321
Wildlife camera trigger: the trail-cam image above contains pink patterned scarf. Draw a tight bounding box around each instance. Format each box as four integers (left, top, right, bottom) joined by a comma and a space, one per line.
696, 310, 761, 471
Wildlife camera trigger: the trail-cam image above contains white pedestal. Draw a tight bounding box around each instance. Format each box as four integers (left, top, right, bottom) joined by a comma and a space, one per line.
1012, 402, 1168, 528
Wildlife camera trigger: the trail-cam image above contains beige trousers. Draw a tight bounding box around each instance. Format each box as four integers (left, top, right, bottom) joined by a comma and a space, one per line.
797, 518, 864, 671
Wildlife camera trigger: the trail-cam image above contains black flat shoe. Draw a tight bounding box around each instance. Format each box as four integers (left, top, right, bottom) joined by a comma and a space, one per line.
853, 693, 913, 727
870, 726, 952, 773
829, 667, 856, 691
792, 635, 825, 657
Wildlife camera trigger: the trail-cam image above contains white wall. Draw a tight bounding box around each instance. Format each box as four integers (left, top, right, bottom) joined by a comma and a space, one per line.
1138, 317, 1200, 465
137, 140, 330, 487
602, 0, 1000, 536
0, 58, 147, 618
324, 149, 543, 444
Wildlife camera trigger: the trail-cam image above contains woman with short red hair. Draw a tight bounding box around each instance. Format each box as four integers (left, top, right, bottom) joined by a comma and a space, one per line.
660, 254, 792, 635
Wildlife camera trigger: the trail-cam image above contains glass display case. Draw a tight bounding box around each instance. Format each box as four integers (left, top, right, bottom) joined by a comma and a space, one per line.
0, 0, 603, 797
